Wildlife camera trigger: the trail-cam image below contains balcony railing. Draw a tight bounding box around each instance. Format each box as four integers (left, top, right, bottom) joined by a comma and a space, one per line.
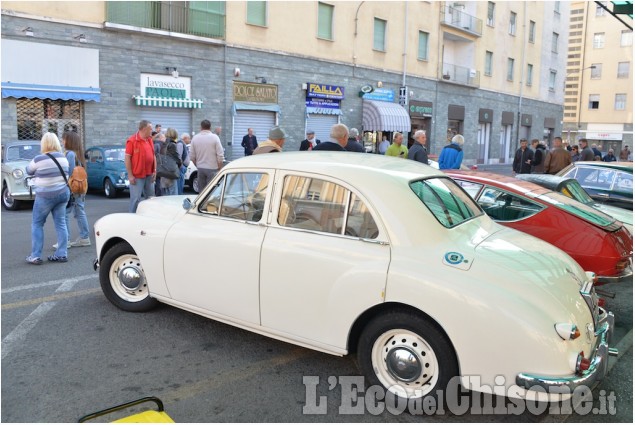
440, 63, 480, 87
106, 1, 225, 39
440, 6, 483, 36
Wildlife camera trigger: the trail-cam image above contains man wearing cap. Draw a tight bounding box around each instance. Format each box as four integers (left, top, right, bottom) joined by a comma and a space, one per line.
253, 126, 287, 154
299, 130, 321, 151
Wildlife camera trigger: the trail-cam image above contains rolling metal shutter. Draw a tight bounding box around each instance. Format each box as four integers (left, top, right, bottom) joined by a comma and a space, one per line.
232, 110, 276, 160
139, 108, 192, 137
305, 114, 339, 146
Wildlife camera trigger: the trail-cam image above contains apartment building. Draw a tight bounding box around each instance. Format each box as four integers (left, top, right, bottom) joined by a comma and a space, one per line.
563, 1, 633, 153
2, 1, 568, 164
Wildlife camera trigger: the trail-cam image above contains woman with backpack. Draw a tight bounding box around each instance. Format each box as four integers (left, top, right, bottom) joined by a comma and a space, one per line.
159, 128, 183, 196
56, 131, 90, 249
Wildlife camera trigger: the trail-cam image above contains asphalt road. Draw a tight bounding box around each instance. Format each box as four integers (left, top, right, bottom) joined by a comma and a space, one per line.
1, 190, 632, 422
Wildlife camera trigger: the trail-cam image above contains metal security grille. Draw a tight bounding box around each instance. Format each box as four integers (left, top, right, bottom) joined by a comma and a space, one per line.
16, 99, 83, 142
232, 110, 276, 160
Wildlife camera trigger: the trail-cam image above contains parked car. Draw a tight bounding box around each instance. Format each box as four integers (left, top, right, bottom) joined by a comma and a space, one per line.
557, 161, 633, 210
94, 152, 615, 402
515, 174, 633, 233
183, 160, 199, 193
447, 170, 633, 284
1, 140, 39, 210
85, 145, 129, 198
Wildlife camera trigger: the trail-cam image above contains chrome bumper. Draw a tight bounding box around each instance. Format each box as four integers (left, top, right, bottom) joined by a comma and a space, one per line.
516, 307, 617, 394
597, 265, 633, 284
93, 258, 99, 271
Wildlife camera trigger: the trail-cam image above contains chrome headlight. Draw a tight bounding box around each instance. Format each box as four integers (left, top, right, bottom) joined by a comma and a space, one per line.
12, 169, 24, 179
119, 172, 127, 180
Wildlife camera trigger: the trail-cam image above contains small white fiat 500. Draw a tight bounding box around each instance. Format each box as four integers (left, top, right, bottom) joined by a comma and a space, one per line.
94, 152, 616, 402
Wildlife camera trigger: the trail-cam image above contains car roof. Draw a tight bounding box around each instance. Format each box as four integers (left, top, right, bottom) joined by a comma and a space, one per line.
445, 170, 553, 196
87, 145, 126, 150
2, 140, 40, 146
570, 161, 633, 172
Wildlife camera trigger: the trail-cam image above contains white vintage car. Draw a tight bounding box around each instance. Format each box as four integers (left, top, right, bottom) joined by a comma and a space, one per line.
93, 152, 616, 402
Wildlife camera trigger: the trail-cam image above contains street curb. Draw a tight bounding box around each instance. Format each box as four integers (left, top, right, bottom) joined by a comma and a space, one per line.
541, 328, 633, 423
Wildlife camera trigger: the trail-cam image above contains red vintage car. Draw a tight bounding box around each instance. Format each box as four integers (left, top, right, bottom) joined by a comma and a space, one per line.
446, 171, 633, 285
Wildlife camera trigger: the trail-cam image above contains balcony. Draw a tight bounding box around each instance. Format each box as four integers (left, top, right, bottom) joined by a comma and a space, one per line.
440, 6, 482, 37
106, 1, 225, 39
440, 63, 480, 88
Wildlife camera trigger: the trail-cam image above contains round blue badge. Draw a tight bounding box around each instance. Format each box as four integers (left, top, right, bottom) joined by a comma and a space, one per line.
444, 252, 464, 265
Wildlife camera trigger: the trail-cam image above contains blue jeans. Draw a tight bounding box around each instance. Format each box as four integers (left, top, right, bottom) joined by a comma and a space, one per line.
129, 176, 154, 213
66, 194, 90, 240
177, 165, 187, 195
31, 189, 69, 259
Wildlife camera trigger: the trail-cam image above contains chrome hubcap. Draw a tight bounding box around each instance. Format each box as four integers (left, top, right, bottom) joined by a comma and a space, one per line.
118, 265, 142, 291
386, 347, 422, 382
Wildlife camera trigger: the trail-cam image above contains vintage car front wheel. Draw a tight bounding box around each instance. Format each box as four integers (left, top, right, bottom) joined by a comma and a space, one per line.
104, 178, 117, 199
99, 242, 158, 312
2, 183, 20, 211
357, 311, 458, 400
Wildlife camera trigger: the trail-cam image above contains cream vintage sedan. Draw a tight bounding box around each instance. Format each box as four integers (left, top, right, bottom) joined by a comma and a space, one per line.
93, 152, 616, 402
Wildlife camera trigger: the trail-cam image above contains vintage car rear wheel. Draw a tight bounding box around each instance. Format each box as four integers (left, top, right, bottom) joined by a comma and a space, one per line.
2, 183, 20, 211
357, 311, 458, 400
104, 178, 117, 199
99, 242, 158, 312
190, 172, 199, 193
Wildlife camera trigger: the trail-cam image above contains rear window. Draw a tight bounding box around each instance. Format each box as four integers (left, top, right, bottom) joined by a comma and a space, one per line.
410, 177, 482, 228
538, 191, 617, 229
560, 181, 595, 205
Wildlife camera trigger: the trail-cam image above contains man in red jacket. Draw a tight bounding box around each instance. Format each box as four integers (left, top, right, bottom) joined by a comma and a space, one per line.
125, 120, 156, 213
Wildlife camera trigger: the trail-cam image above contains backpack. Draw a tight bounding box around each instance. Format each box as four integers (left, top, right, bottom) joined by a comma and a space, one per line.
178, 140, 189, 163
69, 158, 88, 194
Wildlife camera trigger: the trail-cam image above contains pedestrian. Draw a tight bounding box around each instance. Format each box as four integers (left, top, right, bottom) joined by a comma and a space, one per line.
530, 139, 547, 173
176, 132, 191, 195
182, 133, 192, 146
214, 126, 222, 138
60, 131, 90, 248
253, 126, 287, 154
512, 138, 533, 174
241, 128, 258, 156
153, 132, 166, 197
385, 133, 408, 158
154, 124, 162, 135
619, 145, 630, 161
160, 128, 183, 195
345, 128, 365, 152
25, 132, 70, 264
313, 123, 349, 151
603, 149, 617, 162
571, 145, 581, 162
544, 136, 572, 174
408, 130, 429, 165
125, 120, 156, 213
579, 139, 595, 161
378, 135, 390, 154
438, 134, 465, 169
591, 143, 602, 159
190, 119, 225, 191
299, 130, 320, 151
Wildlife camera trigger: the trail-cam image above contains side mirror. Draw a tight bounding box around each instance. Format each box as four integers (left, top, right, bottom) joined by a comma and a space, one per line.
182, 198, 193, 210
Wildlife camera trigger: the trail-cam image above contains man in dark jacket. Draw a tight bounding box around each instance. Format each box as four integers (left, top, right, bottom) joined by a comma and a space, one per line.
299, 130, 321, 151
512, 139, 534, 174
408, 130, 429, 164
530, 139, 547, 173
314, 124, 348, 151
345, 128, 365, 152
241, 128, 258, 156
544, 136, 572, 174
603, 149, 617, 162
579, 139, 595, 161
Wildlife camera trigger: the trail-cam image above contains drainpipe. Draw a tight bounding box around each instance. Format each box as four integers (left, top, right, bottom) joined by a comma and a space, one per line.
402, 1, 408, 87
353, 1, 365, 72
515, 1, 527, 146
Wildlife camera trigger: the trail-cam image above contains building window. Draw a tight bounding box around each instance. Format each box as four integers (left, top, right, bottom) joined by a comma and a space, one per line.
526, 64, 533, 86
317, 2, 334, 40
593, 33, 605, 48
507, 58, 514, 81
246, 1, 267, 26
485, 51, 493, 76
552, 32, 559, 53
418, 31, 429, 60
487, 2, 495, 26
509, 11, 516, 35
374, 18, 387, 51
548, 70, 557, 91
617, 62, 630, 78
591, 64, 602, 79
615, 94, 627, 110
621, 30, 633, 46
589, 94, 600, 110
17, 99, 83, 142
529, 20, 536, 43
596, 1, 607, 16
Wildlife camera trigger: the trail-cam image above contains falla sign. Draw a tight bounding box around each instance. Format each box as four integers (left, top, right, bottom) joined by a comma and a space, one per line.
140, 73, 191, 99
307, 83, 345, 100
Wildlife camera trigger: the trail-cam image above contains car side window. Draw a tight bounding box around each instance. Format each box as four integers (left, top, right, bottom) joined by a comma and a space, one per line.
614, 171, 633, 193
477, 187, 544, 221
199, 173, 269, 222
199, 175, 225, 215
578, 167, 615, 190
410, 178, 482, 228
455, 180, 484, 198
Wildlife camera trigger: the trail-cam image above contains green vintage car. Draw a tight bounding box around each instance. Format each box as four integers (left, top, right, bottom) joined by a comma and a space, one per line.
1, 140, 40, 210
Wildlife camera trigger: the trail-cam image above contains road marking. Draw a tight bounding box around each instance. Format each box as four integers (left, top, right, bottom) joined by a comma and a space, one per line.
1, 302, 56, 360
1, 274, 97, 294
1, 288, 101, 310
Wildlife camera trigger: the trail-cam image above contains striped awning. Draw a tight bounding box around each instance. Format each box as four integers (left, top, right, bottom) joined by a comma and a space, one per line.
133, 96, 203, 108
362, 100, 411, 132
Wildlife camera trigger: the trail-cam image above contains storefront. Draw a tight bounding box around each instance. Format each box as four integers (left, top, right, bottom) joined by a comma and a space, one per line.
447, 105, 465, 142
520, 114, 532, 141
543, 117, 556, 146
408, 100, 432, 147
1, 39, 101, 143
231, 81, 279, 159
477, 108, 493, 164
500, 111, 514, 162
361, 88, 411, 152
305, 83, 343, 144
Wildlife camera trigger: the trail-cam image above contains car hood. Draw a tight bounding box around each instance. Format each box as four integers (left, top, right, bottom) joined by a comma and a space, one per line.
136, 195, 190, 220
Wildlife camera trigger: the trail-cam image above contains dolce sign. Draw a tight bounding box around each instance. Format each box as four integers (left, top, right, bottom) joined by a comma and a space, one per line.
233, 81, 278, 103
140, 73, 191, 99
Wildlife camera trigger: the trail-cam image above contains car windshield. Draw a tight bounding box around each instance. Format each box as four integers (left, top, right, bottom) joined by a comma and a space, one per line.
560, 181, 595, 205
104, 148, 125, 161
5, 144, 40, 161
410, 177, 482, 228
537, 191, 617, 228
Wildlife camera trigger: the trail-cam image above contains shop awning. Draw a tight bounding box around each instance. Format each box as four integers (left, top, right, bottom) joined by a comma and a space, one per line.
133, 96, 203, 108
362, 100, 411, 132
306, 106, 342, 115
231, 102, 281, 116
1, 82, 101, 102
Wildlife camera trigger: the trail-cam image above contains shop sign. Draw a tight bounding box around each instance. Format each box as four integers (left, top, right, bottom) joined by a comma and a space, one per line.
141, 73, 190, 99
233, 81, 278, 103
409, 100, 433, 117
307, 83, 345, 100
362, 88, 395, 102
306, 98, 341, 109
585, 132, 623, 141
